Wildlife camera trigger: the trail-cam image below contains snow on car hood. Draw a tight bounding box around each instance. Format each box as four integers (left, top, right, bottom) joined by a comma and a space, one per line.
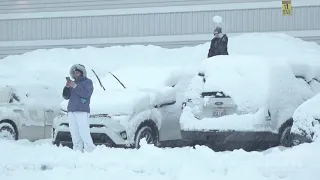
292, 93, 320, 141
60, 86, 176, 115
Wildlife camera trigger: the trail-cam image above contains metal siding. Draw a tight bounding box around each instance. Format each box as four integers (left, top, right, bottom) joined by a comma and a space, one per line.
1, 6, 320, 41
0, 0, 274, 14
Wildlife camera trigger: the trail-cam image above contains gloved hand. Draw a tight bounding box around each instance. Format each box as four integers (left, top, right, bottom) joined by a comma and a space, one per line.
66, 81, 71, 87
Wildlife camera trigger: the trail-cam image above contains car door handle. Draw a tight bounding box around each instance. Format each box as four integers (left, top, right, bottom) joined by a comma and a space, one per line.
46, 110, 54, 112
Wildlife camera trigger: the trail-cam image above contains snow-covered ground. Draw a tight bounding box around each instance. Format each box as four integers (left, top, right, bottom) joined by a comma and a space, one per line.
0, 139, 320, 180
1, 32, 320, 179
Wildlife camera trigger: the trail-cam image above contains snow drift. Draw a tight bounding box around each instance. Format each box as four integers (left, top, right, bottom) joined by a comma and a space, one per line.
0, 33, 320, 112
1, 138, 320, 180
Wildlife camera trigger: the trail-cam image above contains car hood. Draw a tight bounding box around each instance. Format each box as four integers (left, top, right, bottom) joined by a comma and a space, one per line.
60, 87, 176, 115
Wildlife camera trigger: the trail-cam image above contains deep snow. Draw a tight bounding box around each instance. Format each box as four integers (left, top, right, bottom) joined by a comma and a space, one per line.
0, 139, 320, 180
1, 33, 320, 111
1, 33, 320, 179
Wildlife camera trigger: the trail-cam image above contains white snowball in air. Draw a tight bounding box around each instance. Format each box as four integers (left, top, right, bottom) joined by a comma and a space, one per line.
212, 16, 222, 24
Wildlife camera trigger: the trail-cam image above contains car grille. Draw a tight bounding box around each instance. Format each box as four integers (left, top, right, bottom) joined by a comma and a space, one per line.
60, 123, 105, 128
54, 131, 116, 147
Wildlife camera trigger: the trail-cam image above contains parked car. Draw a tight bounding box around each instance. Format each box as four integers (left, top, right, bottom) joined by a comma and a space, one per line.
291, 91, 320, 145
52, 67, 195, 149
179, 55, 315, 151
0, 85, 59, 141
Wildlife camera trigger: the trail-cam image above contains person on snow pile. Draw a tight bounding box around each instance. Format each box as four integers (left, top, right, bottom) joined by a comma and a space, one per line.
62, 64, 96, 153
207, 26, 229, 58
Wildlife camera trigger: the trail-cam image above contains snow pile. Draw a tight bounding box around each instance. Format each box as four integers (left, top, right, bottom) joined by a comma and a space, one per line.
230, 33, 320, 83
59, 67, 196, 115
0, 45, 202, 109
0, 33, 320, 111
292, 93, 320, 141
181, 55, 315, 131
0, 139, 320, 180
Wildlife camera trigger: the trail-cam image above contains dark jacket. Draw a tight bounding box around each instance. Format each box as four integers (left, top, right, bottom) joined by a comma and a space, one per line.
62, 76, 94, 113
207, 34, 229, 58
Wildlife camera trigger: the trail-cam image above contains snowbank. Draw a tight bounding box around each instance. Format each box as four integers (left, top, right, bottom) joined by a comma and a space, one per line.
292, 93, 320, 141
229, 33, 320, 82
181, 55, 315, 131
0, 139, 320, 180
1, 33, 320, 111
0, 45, 201, 109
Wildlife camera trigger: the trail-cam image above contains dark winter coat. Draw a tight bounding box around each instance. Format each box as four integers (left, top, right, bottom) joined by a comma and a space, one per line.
207, 34, 229, 58
62, 76, 94, 113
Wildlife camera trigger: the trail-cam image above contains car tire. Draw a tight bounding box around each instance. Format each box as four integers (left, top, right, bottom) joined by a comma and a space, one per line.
279, 124, 294, 147
134, 125, 159, 149
0, 122, 17, 141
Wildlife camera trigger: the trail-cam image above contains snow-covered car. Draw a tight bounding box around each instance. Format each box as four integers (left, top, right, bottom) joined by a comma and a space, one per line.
179, 55, 315, 150
291, 92, 320, 145
52, 67, 195, 149
0, 85, 60, 141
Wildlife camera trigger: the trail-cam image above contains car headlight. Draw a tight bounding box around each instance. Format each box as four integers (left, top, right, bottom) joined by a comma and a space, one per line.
57, 111, 67, 118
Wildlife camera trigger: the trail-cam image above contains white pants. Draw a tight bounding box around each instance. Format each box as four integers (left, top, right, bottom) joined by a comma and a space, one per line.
68, 112, 96, 152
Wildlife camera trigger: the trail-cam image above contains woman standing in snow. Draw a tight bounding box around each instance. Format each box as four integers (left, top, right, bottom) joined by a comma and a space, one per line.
62, 64, 96, 153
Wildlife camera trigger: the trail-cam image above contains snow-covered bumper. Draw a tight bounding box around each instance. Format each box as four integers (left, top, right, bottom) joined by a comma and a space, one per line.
52, 111, 131, 148
290, 118, 320, 145
179, 106, 277, 144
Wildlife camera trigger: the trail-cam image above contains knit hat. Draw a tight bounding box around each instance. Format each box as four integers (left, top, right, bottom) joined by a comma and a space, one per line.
214, 26, 222, 34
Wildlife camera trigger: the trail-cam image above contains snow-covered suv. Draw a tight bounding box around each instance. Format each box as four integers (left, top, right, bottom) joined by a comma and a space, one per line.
179, 55, 315, 150
52, 67, 194, 149
0, 85, 59, 141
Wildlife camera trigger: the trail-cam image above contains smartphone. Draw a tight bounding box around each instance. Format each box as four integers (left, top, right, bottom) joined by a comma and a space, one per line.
66, 77, 71, 82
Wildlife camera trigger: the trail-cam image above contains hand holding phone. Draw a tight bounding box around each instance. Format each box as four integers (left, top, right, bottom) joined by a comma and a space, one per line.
66, 77, 71, 87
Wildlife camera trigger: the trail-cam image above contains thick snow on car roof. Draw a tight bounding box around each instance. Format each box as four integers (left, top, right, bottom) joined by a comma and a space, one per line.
181, 56, 316, 132
185, 54, 314, 112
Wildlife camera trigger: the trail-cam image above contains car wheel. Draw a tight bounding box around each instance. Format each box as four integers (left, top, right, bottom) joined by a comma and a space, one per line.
134, 126, 158, 149
0, 122, 17, 141
279, 125, 294, 147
